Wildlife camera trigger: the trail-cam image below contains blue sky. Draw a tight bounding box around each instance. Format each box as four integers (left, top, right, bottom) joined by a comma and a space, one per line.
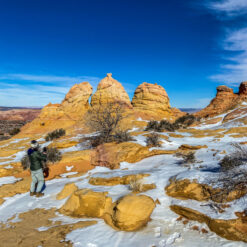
0, 0, 247, 108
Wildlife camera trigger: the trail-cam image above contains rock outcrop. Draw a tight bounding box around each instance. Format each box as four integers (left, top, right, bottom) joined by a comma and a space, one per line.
91, 73, 132, 108
90, 142, 176, 169
195, 81, 247, 118
21, 82, 93, 133
171, 205, 247, 243
132, 82, 172, 120
195, 86, 238, 118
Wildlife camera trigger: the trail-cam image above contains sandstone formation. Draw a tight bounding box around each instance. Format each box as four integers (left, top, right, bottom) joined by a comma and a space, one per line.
195, 81, 247, 118
90, 142, 176, 169
56, 183, 79, 200
166, 179, 247, 203
195, 86, 238, 118
91, 73, 132, 108
21, 82, 93, 133
171, 205, 247, 243
60, 189, 112, 218
59, 188, 156, 231
223, 107, 247, 123
105, 194, 156, 231
0, 208, 97, 247
132, 82, 172, 120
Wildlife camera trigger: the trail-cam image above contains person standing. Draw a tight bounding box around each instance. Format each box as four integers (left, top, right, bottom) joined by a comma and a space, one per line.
28, 140, 47, 197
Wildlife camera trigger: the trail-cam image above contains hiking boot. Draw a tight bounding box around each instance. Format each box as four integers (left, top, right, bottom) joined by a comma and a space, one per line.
36, 192, 44, 197
30, 192, 36, 196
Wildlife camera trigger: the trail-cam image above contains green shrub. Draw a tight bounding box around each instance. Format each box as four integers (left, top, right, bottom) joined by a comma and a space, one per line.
45, 128, 66, 141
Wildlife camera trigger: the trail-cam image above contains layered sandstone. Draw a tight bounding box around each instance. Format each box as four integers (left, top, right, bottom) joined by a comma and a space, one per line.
91, 73, 132, 108
171, 205, 247, 243
196, 81, 247, 118
195, 86, 238, 118
132, 82, 172, 120
21, 82, 93, 133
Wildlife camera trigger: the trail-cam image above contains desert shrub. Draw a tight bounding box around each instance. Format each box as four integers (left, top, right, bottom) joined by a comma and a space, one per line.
176, 152, 196, 164
9, 128, 20, 136
209, 143, 247, 203
159, 120, 176, 132
145, 132, 161, 147
145, 114, 197, 133
219, 143, 247, 172
45, 128, 66, 141
46, 147, 62, 163
113, 130, 135, 143
21, 154, 30, 170
173, 114, 197, 129
145, 121, 160, 131
129, 177, 143, 192
84, 103, 130, 147
21, 147, 62, 170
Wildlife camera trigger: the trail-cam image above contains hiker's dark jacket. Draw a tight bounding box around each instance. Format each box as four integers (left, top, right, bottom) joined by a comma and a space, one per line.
28, 149, 47, 171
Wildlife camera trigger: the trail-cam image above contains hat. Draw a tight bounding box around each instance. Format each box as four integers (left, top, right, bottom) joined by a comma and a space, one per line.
30, 140, 39, 148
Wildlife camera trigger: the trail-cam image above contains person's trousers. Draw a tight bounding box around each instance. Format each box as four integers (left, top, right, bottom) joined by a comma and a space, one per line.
30, 168, 44, 193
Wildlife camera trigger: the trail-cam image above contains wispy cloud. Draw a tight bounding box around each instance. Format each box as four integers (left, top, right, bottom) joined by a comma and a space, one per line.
207, 0, 247, 16
0, 74, 101, 107
204, 0, 247, 85
0, 73, 100, 86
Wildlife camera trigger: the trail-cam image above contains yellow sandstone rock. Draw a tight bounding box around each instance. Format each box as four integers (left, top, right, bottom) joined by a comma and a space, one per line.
170, 205, 247, 242
59, 189, 112, 218
132, 82, 172, 120
56, 183, 78, 200
108, 194, 156, 231
91, 73, 132, 108
59, 189, 156, 232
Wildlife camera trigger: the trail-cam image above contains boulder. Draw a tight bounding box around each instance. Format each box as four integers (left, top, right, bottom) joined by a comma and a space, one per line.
107, 194, 156, 231
59, 189, 156, 231
59, 189, 112, 218
132, 82, 172, 120
91, 73, 132, 108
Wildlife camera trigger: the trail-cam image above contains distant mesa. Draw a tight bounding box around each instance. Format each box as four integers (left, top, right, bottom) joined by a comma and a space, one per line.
195, 82, 247, 118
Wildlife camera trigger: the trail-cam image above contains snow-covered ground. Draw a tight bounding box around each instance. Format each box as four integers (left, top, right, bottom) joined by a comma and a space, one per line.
1, 125, 247, 246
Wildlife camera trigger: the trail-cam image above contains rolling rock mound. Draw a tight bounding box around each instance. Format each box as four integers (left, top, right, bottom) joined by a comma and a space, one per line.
132, 82, 172, 120
91, 73, 132, 108
195, 81, 247, 118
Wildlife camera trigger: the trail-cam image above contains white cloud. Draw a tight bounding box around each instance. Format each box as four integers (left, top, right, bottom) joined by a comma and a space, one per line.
205, 0, 247, 85
207, 0, 247, 16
